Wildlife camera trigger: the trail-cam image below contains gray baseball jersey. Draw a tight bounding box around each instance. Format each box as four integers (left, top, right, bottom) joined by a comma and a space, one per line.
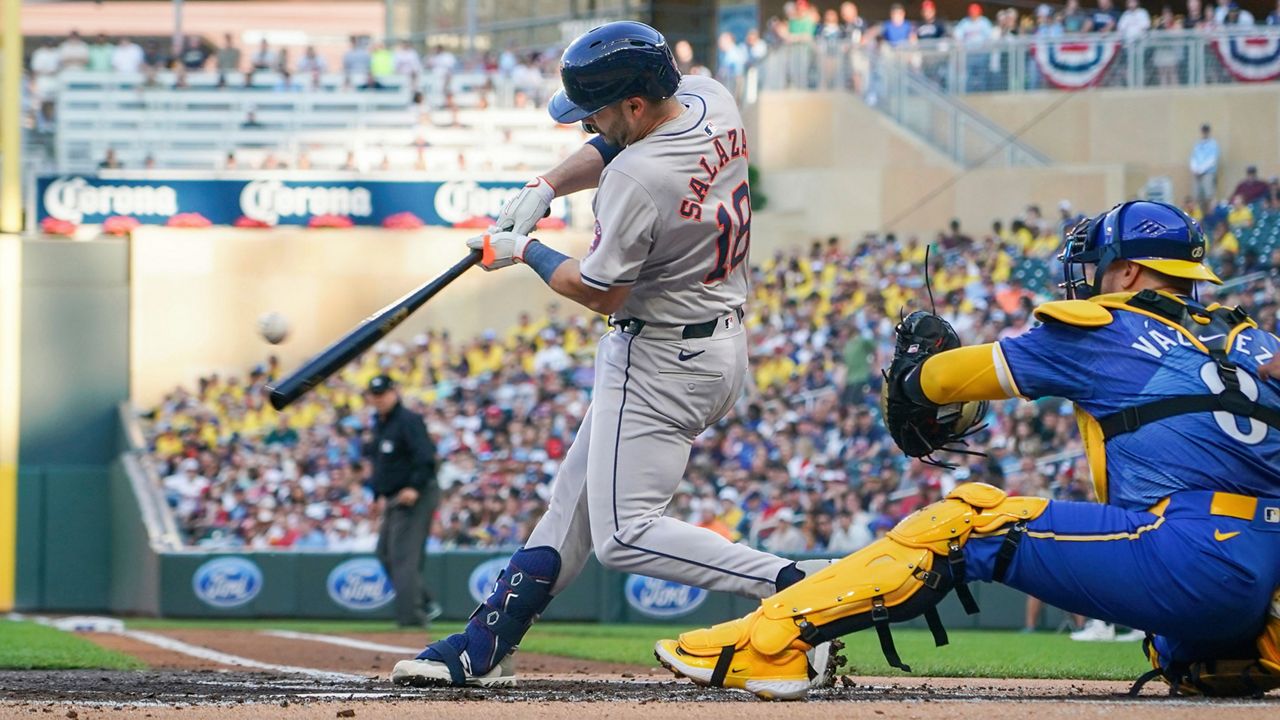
579, 74, 752, 325
516, 74, 793, 601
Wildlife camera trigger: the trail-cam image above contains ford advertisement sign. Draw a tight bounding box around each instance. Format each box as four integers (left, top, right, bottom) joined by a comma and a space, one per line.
192, 557, 263, 609
624, 574, 708, 619
326, 558, 396, 611
36, 175, 569, 227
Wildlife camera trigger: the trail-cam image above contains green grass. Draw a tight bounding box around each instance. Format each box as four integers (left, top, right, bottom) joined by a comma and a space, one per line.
119, 618, 1148, 680
0, 620, 144, 670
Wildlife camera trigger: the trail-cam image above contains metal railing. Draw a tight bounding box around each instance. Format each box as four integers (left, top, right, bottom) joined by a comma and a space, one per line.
878, 61, 1051, 167
743, 26, 1280, 98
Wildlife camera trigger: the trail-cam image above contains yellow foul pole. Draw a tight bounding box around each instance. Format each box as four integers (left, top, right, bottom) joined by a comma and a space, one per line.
0, 0, 23, 611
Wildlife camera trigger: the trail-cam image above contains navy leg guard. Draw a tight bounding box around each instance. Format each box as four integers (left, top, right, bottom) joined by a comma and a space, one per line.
417, 546, 561, 680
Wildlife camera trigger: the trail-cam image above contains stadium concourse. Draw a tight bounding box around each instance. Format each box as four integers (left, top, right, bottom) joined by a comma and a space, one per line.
140, 200, 1280, 556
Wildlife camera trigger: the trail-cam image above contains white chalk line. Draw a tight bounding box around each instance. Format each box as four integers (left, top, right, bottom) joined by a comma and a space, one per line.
262, 629, 419, 654
120, 629, 368, 682
10, 611, 368, 681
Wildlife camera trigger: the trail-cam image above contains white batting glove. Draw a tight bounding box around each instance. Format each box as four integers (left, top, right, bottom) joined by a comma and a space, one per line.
466, 230, 534, 271
493, 176, 556, 235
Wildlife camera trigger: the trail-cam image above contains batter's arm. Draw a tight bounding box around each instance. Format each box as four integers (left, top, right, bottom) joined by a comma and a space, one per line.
911, 344, 1016, 404
543, 141, 612, 196
547, 257, 631, 315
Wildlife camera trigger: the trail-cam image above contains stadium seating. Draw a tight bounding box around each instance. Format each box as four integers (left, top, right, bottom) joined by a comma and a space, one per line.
52, 70, 580, 172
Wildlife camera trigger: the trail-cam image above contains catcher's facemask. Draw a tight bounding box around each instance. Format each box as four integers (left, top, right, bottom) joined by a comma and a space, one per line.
1059, 214, 1103, 300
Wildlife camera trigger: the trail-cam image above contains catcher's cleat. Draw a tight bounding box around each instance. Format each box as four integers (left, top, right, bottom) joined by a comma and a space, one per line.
654, 638, 812, 701
390, 654, 516, 688
806, 638, 846, 690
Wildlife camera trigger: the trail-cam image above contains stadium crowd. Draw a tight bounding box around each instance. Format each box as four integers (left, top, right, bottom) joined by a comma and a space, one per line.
25, 0, 1276, 136
141, 191, 1280, 555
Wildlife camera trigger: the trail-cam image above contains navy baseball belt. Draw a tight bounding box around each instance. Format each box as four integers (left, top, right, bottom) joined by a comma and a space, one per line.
611, 308, 744, 340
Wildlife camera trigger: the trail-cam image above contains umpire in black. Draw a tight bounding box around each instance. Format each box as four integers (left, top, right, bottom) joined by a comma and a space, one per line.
366, 374, 441, 627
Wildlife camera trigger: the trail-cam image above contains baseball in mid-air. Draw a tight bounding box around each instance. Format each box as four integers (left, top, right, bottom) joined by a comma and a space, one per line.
257, 311, 289, 344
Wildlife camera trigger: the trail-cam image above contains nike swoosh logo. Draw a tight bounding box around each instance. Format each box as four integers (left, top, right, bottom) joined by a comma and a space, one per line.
677, 350, 706, 361
1214, 529, 1241, 542
732, 666, 748, 673
1199, 334, 1226, 342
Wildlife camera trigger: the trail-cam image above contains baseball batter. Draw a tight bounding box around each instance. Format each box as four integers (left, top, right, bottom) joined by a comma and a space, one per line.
391, 21, 833, 688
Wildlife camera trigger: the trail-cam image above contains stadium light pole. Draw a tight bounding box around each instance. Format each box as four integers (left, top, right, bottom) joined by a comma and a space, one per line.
0, 0, 20, 613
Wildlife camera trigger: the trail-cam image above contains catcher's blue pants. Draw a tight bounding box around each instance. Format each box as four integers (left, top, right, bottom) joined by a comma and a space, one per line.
963, 491, 1280, 663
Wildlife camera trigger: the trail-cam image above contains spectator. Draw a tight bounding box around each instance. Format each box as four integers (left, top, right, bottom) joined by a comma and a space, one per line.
241, 110, 264, 129
915, 1, 949, 41
370, 43, 395, 78
296, 46, 328, 75
98, 148, 122, 169
880, 3, 917, 47
1062, 0, 1091, 32
788, 0, 821, 39
716, 31, 748, 95
250, 39, 278, 72
1269, 0, 1280, 25
498, 42, 518, 77
1185, 0, 1210, 26
426, 44, 458, 77
954, 3, 995, 91
840, 1, 868, 41
764, 508, 808, 553
1227, 194, 1255, 230
1233, 166, 1271, 204
1151, 6, 1182, 86
217, 33, 242, 73
112, 36, 145, 74
1190, 123, 1221, 215
142, 38, 172, 69
29, 40, 61, 82
1088, 0, 1120, 31
343, 36, 371, 75
1217, 1, 1256, 25
59, 30, 91, 71
179, 35, 209, 70
393, 40, 423, 77
817, 10, 846, 88
88, 33, 113, 72
1116, 0, 1152, 40
223, 151, 238, 169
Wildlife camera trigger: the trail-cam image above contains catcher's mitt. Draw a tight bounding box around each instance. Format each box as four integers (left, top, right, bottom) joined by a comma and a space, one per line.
880, 310, 988, 467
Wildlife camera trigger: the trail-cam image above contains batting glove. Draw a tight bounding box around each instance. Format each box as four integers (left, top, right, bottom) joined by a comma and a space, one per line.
467, 230, 533, 271
492, 176, 555, 235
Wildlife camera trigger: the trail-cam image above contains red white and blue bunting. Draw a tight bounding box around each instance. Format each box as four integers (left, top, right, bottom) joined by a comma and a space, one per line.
1212, 35, 1280, 82
1031, 39, 1121, 89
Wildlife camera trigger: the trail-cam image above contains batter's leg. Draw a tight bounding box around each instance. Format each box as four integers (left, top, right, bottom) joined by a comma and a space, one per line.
585, 332, 791, 598
391, 400, 597, 685
525, 405, 595, 594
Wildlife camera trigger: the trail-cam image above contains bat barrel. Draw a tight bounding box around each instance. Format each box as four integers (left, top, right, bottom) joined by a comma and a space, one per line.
267, 250, 481, 411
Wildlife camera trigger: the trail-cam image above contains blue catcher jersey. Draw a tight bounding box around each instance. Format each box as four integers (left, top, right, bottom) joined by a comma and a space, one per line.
996, 294, 1280, 510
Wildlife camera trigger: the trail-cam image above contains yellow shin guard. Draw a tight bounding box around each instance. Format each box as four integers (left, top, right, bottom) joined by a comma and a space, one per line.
676, 483, 1047, 674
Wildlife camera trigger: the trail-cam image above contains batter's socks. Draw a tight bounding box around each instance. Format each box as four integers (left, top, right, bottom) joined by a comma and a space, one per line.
418, 546, 561, 677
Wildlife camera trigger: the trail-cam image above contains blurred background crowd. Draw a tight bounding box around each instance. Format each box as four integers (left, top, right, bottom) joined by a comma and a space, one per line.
141, 187, 1280, 554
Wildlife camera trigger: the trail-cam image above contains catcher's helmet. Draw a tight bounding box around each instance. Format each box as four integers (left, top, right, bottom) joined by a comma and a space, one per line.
548, 21, 681, 124
1060, 200, 1222, 299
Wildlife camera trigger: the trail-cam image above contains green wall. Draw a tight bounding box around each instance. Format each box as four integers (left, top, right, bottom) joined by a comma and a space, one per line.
15, 239, 129, 610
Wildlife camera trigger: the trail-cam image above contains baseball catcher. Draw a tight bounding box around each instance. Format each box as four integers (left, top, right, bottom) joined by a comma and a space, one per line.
656, 200, 1280, 699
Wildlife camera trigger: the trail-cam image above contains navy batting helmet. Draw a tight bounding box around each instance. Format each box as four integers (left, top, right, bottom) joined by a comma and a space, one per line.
548, 21, 681, 124
1060, 200, 1221, 299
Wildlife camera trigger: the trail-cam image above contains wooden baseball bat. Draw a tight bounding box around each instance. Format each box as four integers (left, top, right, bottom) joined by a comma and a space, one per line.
267, 249, 482, 411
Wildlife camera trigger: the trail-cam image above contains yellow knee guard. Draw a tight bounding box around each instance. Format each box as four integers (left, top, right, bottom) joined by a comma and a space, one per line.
679, 482, 1047, 672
